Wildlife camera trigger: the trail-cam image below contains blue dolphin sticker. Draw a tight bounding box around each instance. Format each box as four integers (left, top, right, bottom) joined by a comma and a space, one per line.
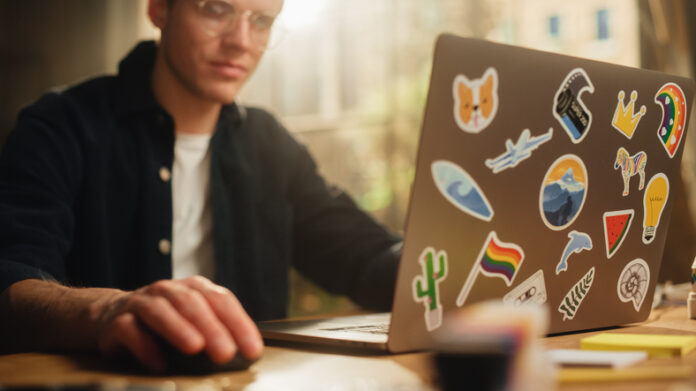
556, 230, 593, 274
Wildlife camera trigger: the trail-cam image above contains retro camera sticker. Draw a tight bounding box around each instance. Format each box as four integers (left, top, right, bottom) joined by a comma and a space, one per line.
614, 147, 647, 196
558, 267, 595, 321
553, 68, 595, 143
655, 83, 687, 158
456, 231, 524, 307
453, 67, 499, 134
503, 269, 547, 306
642, 173, 670, 244
603, 209, 634, 259
412, 247, 448, 331
485, 128, 553, 174
432, 160, 494, 222
539, 154, 588, 231
612, 90, 647, 139
617, 258, 650, 312
555, 231, 593, 275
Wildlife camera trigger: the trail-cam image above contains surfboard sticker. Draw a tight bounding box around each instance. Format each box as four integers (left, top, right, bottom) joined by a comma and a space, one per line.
603, 209, 634, 259
432, 160, 494, 222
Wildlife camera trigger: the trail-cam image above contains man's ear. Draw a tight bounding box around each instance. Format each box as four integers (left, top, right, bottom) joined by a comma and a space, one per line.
148, 0, 169, 30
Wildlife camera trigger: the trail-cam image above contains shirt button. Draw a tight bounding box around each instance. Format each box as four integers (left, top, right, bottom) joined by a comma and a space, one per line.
158, 239, 171, 255
159, 167, 171, 182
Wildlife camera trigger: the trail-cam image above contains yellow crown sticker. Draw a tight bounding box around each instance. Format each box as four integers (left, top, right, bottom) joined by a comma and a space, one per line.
612, 90, 647, 139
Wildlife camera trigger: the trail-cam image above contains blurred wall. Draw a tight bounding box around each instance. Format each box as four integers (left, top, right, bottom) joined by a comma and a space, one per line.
0, 0, 155, 144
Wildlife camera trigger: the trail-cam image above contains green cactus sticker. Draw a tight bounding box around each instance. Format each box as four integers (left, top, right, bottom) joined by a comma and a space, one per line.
412, 247, 448, 331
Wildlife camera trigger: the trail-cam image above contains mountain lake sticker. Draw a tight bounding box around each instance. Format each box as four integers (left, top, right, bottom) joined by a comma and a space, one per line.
539, 154, 588, 231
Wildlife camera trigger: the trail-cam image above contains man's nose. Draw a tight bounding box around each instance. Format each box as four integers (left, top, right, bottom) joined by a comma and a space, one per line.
221, 18, 253, 51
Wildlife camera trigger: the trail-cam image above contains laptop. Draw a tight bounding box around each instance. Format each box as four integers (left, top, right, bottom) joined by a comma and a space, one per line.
259, 34, 695, 353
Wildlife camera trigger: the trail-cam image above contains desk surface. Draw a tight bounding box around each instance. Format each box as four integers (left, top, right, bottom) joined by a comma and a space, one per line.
0, 305, 694, 391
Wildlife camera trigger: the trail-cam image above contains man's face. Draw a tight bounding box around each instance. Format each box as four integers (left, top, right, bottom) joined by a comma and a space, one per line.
154, 0, 284, 104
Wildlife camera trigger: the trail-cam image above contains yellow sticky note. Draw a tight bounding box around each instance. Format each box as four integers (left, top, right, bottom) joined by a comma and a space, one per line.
558, 366, 693, 383
580, 333, 696, 358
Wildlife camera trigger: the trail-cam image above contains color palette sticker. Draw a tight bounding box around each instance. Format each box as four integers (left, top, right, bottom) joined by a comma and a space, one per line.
555, 231, 593, 275
485, 128, 554, 174
453, 68, 499, 133
539, 154, 588, 231
559, 267, 595, 321
612, 90, 647, 139
457, 231, 524, 307
642, 173, 670, 244
553, 68, 595, 144
654, 83, 687, 158
503, 269, 547, 306
412, 247, 448, 331
603, 209, 635, 259
432, 160, 494, 222
613, 147, 647, 196
617, 258, 650, 312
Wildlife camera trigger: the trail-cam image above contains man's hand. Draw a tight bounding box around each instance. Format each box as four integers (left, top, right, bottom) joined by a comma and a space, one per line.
94, 276, 263, 372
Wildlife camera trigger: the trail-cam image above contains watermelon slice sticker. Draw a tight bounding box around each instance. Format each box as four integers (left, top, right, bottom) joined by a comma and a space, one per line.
603, 209, 634, 259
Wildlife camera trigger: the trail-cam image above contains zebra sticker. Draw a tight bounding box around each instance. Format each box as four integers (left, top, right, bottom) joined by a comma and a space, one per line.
614, 147, 647, 196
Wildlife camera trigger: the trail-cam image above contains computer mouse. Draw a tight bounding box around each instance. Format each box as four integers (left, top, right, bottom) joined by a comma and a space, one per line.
156, 335, 258, 375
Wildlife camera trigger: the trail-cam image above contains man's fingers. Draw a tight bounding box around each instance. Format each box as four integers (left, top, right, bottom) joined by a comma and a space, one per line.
99, 313, 166, 373
181, 277, 264, 360
152, 282, 237, 364
133, 294, 205, 355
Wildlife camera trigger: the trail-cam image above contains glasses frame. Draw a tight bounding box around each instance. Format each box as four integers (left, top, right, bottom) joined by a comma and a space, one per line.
190, 0, 287, 51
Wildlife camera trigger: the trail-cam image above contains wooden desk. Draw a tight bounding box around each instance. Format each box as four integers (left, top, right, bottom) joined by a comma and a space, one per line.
0, 306, 694, 391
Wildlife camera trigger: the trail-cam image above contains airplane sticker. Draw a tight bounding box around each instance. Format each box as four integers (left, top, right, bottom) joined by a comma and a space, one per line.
485, 128, 554, 174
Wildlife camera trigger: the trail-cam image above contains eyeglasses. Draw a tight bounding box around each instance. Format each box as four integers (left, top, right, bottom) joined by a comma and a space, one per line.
191, 0, 286, 50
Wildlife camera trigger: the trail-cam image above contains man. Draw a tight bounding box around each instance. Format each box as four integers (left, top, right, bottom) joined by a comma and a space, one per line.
0, 0, 401, 372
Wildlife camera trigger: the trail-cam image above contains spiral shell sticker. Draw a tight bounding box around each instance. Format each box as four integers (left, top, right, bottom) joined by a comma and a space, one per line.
617, 258, 650, 312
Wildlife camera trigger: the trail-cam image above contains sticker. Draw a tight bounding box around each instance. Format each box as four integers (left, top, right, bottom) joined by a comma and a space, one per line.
603, 209, 635, 259
412, 247, 448, 331
539, 154, 588, 231
558, 267, 595, 321
503, 269, 547, 306
691, 258, 696, 283
655, 83, 687, 158
432, 160, 494, 222
553, 68, 595, 143
453, 68, 499, 133
555, 231, 593, 275
617, 258, 650, 312
456, 231, 525, 306
612, 90, 647, 139
485, 128, 554, 174
613, 147, 647, 196
642, 173, 669, 244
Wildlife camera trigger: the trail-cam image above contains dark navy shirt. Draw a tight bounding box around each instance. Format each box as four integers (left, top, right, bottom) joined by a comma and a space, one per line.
0, 41, 401, 320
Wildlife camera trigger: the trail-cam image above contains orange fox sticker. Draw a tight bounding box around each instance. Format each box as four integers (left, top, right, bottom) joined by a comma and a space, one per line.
453, 68, 499, 133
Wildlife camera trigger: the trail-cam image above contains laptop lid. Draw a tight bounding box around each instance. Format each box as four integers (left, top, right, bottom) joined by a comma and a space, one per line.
387, 34, 695, 352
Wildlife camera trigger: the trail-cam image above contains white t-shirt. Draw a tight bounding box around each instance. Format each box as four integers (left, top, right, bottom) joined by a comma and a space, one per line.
171, 132, 216, 280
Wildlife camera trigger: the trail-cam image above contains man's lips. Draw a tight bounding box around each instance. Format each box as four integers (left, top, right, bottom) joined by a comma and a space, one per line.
209, 61, 248, 79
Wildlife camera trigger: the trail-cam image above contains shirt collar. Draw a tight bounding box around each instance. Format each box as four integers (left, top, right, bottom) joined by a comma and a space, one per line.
113, 40, 245, 129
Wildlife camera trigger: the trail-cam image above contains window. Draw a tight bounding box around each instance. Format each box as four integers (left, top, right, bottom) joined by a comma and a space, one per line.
597, 9, 610, 40
549, 15, 560, 38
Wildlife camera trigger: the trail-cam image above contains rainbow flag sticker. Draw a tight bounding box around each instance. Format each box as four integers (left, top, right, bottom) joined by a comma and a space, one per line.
457, 231, 525, 306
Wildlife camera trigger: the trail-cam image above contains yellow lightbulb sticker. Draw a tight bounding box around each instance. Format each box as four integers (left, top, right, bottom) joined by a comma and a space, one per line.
642, 173, 669, 244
